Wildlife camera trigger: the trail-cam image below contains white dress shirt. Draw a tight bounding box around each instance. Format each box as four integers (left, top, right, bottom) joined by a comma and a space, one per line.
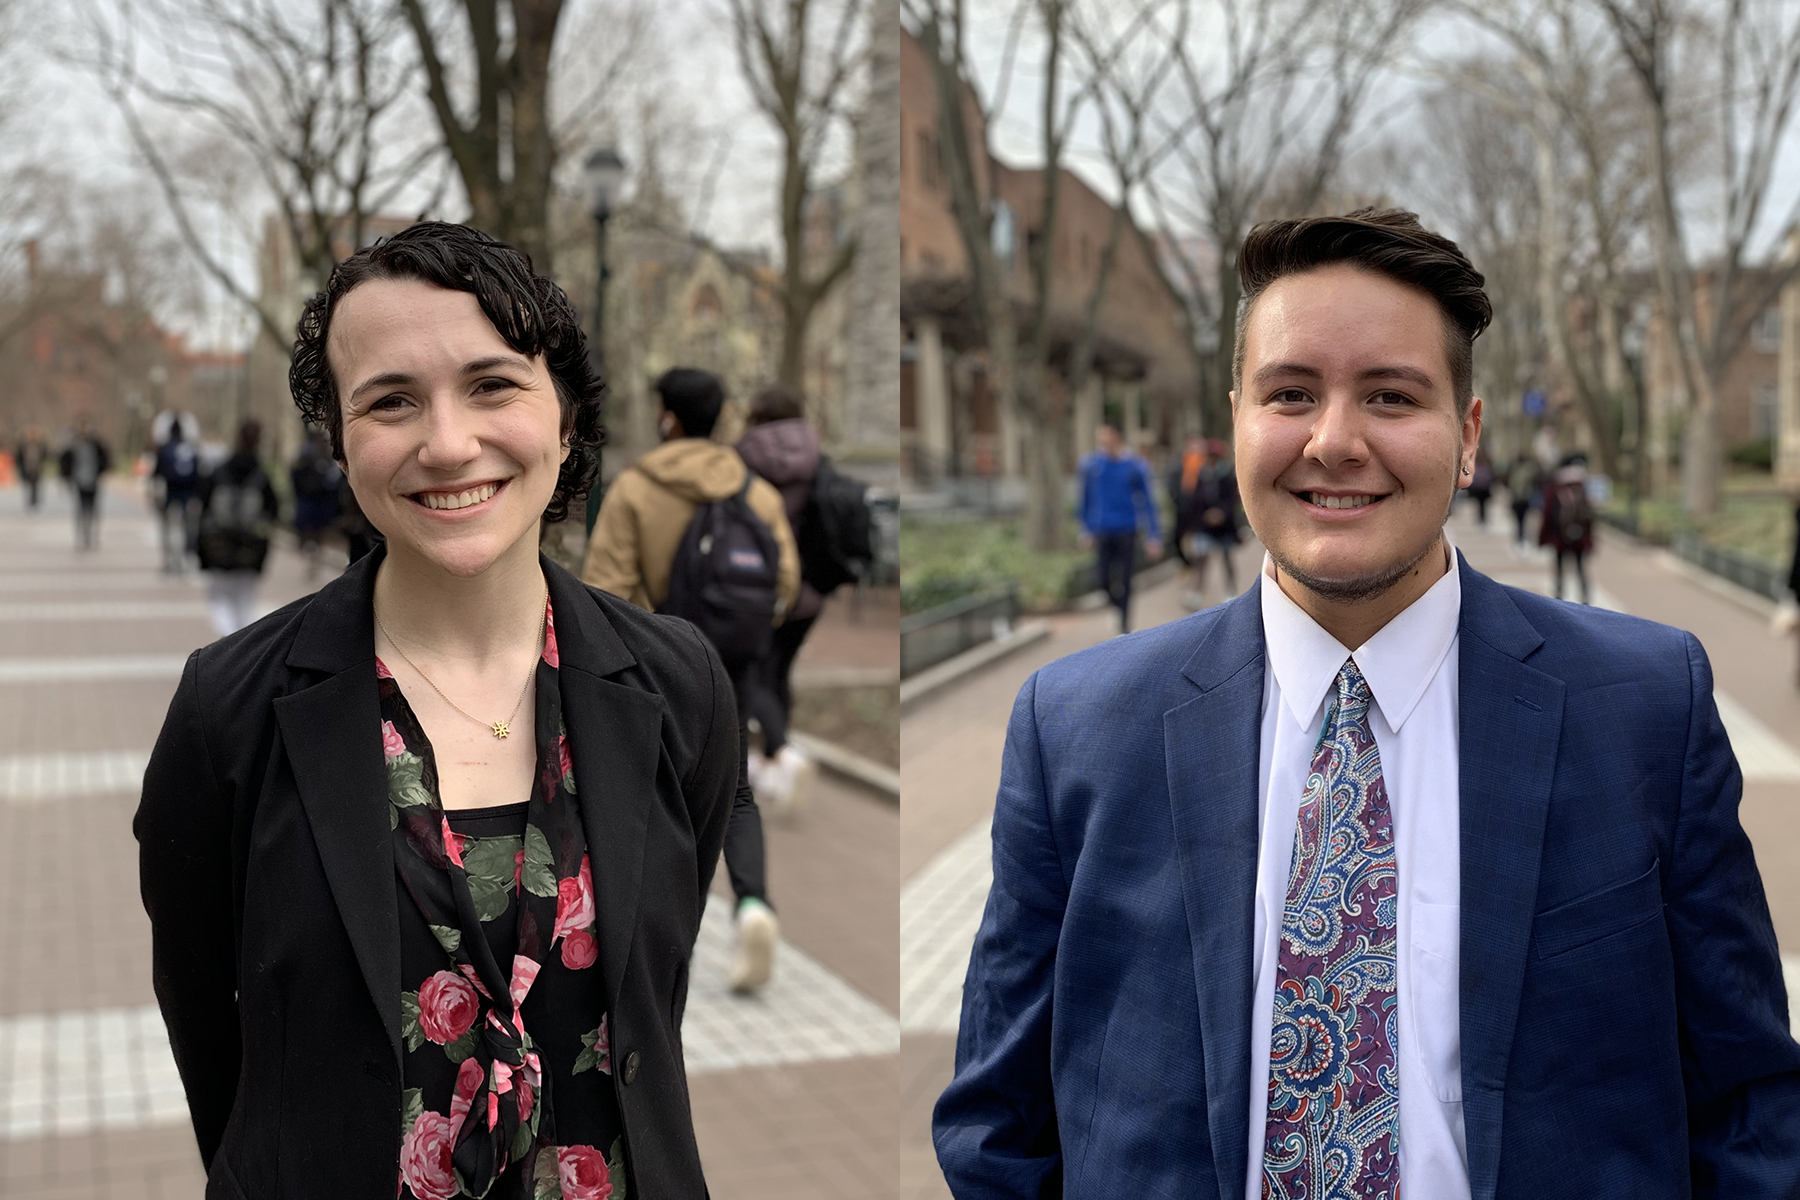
1244, 539, 1470, 1200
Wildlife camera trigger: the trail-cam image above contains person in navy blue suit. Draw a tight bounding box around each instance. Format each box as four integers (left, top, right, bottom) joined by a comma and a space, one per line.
934, 209, 1800, 1199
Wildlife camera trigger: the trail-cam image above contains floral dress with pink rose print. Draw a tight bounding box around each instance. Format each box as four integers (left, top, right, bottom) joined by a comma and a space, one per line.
382, 598, 628, 1200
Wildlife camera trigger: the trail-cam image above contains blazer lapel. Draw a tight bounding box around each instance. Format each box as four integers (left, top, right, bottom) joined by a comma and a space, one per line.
1165, 581, 1266, 1200
544, 561, 664, 1010
272, 548, 402, 1061
1455, 562, 1564, 1200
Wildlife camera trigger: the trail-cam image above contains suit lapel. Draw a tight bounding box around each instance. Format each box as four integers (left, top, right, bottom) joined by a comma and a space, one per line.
544, 562, 662, 1010
1165, 582, 1266, 1200
273, 548, 402, 1061
1455, 562, 1564, 1200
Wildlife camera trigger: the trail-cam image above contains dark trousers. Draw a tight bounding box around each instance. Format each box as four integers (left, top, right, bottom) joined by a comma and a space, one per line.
21, 473, 40, 509
74, 488, 99, 549
745, 614, 818, 757
1471, 491, 1490, 525
1555, 548, 1590, 604
1512, 501, 1532, 545
722, 662, 770, 909
1096, 533, 1137, 632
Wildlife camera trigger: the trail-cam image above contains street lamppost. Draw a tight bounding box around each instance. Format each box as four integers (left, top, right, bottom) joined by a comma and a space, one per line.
583, 146, 625, 534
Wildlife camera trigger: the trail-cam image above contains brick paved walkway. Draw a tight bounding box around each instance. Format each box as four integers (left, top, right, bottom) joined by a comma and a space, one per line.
899, 504, 1800, 1198
0, 480, 897, 1200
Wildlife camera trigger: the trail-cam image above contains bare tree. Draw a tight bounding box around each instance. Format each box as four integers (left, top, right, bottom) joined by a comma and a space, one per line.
730, 0, 867, 390
74, 0, 436, 354
1144, 0, 1429, 433
904, 0, 1021, 510
1595, 0, 1800, 514
1064, 0, 1185, 411
400, 0, 571, 272
1441, 3, 1658, 484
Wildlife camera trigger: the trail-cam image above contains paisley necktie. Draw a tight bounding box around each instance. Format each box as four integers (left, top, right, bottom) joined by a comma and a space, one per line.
1263, 659, 1401, 1199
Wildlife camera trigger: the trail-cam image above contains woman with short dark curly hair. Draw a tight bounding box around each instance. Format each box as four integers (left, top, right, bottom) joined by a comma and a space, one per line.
136, 222, 740, 1199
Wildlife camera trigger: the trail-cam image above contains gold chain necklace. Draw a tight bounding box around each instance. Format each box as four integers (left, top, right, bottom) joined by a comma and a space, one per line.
374, 587, 548, 739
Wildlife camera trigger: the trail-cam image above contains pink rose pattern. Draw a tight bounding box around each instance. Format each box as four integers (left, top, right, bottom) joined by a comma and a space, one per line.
400, 1110, 458, 1200
384, 597, 626, 1198
417, 971, 479, 1045
557, 1144, 612, 1200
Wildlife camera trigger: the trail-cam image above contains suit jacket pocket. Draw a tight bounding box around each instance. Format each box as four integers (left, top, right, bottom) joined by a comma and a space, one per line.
1533, 859, 1662, 960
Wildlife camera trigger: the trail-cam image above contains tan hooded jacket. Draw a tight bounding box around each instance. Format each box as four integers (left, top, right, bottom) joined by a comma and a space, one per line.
581, 438, 800, 619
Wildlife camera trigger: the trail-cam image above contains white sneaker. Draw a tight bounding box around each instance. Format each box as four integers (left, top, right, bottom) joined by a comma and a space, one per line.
773, 745, 817, 819
746, 750, 771, 794
729, 899, 778, 992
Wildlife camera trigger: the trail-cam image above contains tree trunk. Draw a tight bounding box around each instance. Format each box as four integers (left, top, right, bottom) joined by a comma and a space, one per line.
1208, 245, 1241, 434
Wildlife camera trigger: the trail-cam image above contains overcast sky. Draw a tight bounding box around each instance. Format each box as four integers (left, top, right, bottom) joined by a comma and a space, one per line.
4, 0, 796, 351
961, 0, 1800, 265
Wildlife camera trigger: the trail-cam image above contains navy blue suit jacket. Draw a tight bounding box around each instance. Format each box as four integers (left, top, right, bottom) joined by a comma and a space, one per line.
934, 559, 1800, 1199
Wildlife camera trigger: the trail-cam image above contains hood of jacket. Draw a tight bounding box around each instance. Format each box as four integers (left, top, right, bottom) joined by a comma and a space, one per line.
736, 419, 820, 489
633, 438, 748, 503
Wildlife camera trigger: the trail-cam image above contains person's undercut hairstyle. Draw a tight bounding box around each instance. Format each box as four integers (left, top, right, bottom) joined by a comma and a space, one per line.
656, 368, 725, 440
1232, 207, 1491, 416
288, 221, 606, 525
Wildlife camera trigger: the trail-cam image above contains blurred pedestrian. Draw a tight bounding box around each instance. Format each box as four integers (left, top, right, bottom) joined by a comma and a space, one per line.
1539, 453, 1594, 604
14, 424, 47, 511
1079, 421, 1162, 633
290, 428, 344, 580
1788, 500, 1800, 686
138, 223, 734, 1199
153, 421, 202, 572
196, 419, 279, 636
735, 383, 826, 818
1506, 450, 1540, 552
582, 366, 799, 993
1466, 448, 1495, 527
58, 414, 110, 550
1168, 435, 1240, 609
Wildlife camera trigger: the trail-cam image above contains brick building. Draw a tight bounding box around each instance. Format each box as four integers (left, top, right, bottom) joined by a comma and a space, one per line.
899, 28, 1196, 491
0, 242, 244, 462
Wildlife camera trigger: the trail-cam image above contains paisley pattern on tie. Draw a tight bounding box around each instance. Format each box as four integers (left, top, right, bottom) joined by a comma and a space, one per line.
1263, 659, 1400, 1200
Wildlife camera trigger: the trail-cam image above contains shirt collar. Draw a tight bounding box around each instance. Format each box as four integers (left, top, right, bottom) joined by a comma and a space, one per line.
1259, 533, 1462, 733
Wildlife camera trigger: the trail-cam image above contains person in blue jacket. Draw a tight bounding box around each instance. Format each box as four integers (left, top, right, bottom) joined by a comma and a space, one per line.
1078, 422, 1162, 633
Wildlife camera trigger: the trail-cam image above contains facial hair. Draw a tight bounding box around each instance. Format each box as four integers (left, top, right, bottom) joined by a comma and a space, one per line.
1270, 450, 1461, 603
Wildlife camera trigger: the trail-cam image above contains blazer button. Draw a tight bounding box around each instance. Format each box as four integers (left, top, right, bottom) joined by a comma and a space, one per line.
623, 1051, 640, 1085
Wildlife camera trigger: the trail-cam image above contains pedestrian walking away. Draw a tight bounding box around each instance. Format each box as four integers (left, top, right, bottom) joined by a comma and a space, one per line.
290, 426, 345, 579
196, 419, 280, 636
1168, 434, 1241, 609
935, 208, 1800, 1198
153, 420, 203, 572
1506, 450, 1540, 552
735, 383, 839, 820
1078, 421, 1162, 633
1466, 447, 1495, 527
582, 365, 800, 994
1539, 452, 1595, 604
14, 424, 48, 511
136, 223, 737, 1200
58, 414, 110, 549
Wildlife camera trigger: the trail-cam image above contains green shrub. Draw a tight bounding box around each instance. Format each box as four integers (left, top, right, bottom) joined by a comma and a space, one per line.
1728, 437, 1774, 470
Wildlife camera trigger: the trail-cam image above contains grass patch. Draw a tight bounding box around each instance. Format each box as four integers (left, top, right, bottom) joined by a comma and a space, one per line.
1603, 471, 1795, 569
899, 516, 1091, 614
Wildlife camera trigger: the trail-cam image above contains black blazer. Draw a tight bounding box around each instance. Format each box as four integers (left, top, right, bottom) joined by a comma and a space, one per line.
134, 548, 738, 1199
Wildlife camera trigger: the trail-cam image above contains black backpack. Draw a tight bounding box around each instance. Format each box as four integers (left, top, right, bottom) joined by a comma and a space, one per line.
659, 475, 781, 668
197, 465, 273, 572
797, 456, 873, 595
1554, 481, 1592, 545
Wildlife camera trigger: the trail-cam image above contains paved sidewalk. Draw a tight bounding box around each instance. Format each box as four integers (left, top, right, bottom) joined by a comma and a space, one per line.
899, 505, 1800, 1198
0, 480, 897, 1200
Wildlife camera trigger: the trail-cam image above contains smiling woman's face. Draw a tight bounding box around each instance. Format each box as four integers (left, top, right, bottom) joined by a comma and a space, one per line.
330, 278, 568, 579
